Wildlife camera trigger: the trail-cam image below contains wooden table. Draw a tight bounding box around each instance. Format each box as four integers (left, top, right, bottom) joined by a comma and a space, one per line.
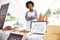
44, 25, 60, 40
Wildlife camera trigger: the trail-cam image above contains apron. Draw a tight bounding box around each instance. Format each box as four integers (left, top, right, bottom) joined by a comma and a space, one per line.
26, 11, 37, 30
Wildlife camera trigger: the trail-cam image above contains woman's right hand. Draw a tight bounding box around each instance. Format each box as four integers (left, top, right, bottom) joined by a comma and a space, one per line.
25, 16, 30, 18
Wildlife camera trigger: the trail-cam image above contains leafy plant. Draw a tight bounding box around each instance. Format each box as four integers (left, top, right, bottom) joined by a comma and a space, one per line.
53, 8, 60, 14
44, 9, 51, 17
5, 13, 16, 21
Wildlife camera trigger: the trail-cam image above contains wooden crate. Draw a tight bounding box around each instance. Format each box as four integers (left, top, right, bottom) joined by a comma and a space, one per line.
44, 25, 60, 40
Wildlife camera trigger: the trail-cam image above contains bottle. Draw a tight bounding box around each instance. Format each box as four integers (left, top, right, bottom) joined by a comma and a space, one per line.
45, 15, 48, 24
45, 15, 48, 22
42, 16, 44, 21
39, 12, 44, 21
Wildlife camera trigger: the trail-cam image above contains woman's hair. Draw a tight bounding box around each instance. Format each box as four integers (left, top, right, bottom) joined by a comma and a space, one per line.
26, 1, 34, 8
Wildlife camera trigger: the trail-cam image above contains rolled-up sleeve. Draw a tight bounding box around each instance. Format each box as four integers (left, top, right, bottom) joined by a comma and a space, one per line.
35, 10, 37, 16
25, 12, 28, 17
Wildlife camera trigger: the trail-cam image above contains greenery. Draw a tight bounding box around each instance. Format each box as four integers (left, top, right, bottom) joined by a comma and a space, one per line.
44, 8, 60, 17
5, 13, 17, 21
53, 8, 60, 14
44, 9, 51, 17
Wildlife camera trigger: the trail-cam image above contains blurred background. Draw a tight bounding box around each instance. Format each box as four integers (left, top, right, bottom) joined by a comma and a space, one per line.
0, 0, 60, 28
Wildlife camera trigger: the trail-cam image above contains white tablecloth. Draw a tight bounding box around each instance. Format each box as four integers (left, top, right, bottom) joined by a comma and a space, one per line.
0, 30, 44, 40
0, 30, 11, 40
26, 34, 44, 40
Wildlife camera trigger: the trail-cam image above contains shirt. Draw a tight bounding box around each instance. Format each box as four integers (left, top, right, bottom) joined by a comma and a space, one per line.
25, 10, 37, 21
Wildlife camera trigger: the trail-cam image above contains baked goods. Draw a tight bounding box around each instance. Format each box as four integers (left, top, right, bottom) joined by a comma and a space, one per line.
20, 29, 29, 33
3, 26, 12, 31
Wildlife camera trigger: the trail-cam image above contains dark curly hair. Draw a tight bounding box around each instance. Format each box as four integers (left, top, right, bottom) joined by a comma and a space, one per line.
26, 1, 34, 8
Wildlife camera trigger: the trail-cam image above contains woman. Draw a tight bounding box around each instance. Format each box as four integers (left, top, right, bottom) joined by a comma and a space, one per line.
25, 1, 37, 30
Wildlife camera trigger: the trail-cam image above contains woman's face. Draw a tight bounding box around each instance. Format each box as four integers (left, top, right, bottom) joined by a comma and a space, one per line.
28, 3, 33, 10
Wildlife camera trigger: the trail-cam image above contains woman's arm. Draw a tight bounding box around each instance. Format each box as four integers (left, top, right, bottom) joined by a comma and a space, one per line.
35, 10, 39, 21
25, 12, 30, 18
25, 16, 30, 18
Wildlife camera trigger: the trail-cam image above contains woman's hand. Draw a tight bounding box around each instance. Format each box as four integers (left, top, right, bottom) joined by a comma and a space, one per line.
25, 16, 30, 18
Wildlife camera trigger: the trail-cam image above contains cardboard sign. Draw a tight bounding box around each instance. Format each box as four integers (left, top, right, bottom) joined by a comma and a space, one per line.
30, 21, 46, 34
7, 33, 23, 40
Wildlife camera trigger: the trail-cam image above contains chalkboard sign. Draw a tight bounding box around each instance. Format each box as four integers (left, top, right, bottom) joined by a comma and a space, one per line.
30, 21, 46, 34
7, 33, 23, 40
0, 3, 9, 29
